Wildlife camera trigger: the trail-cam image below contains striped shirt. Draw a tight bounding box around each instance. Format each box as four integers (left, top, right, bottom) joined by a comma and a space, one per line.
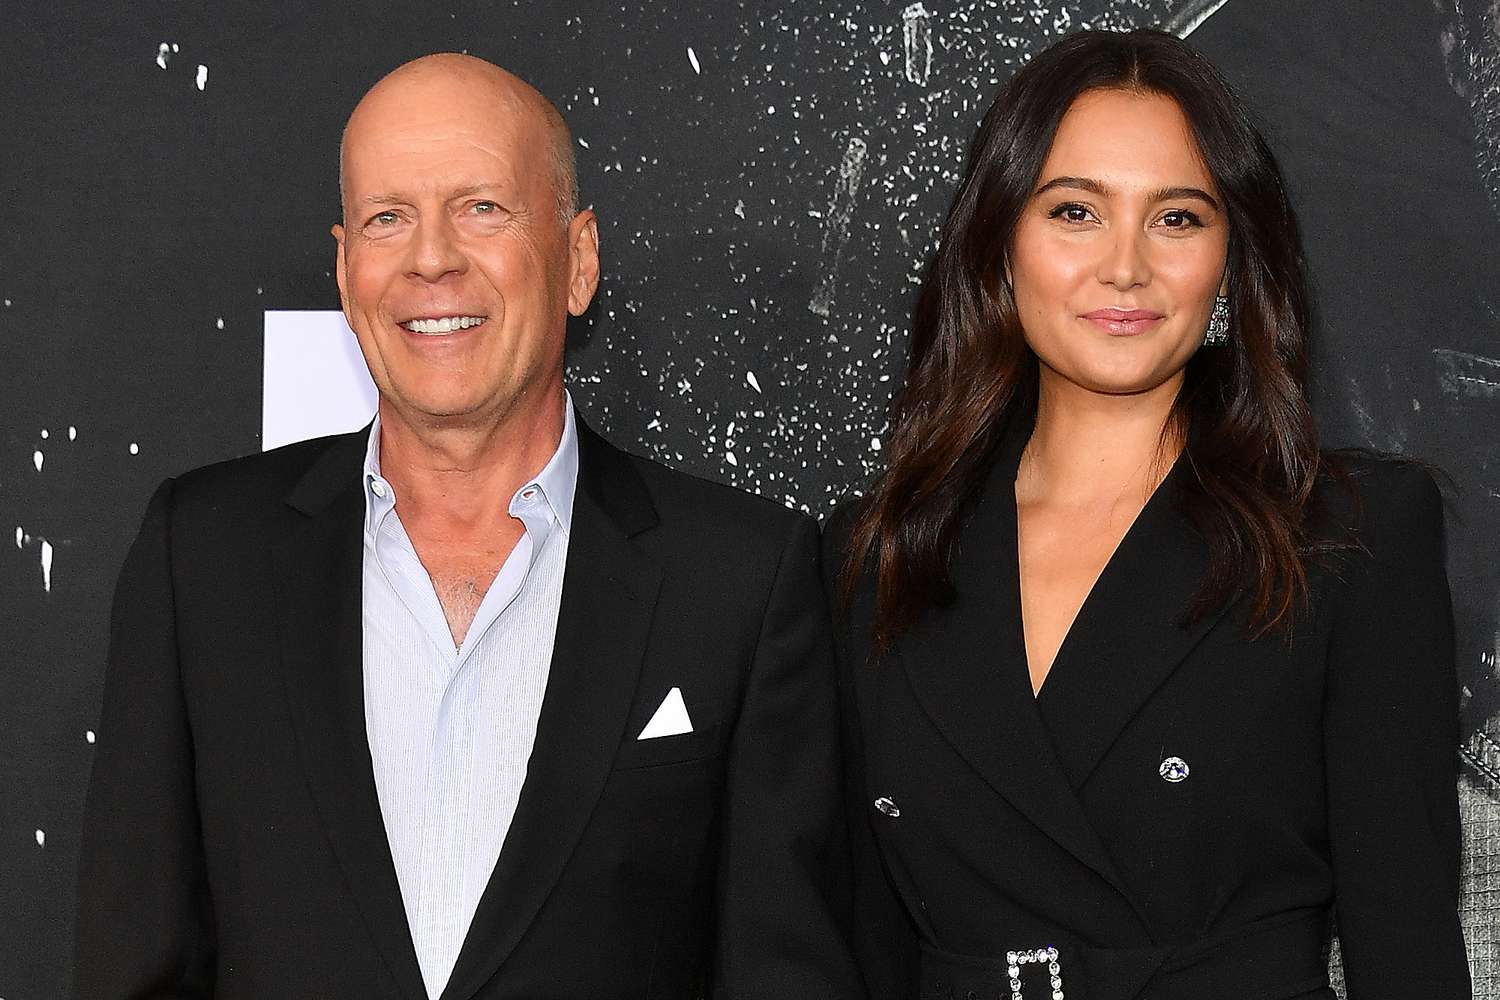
360, 400, 578, 998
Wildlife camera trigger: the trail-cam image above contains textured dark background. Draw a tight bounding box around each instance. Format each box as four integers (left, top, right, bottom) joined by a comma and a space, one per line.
4, 1, 1499, 996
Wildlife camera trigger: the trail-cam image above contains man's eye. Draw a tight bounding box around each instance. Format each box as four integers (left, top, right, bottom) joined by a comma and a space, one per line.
371, 211, 400, 226
473, 201, 498, 214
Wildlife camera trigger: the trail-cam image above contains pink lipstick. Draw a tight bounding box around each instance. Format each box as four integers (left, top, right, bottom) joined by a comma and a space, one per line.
1080, 308, 1165, 336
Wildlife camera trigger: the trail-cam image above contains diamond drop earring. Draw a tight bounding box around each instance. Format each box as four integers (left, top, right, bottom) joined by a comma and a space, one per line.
1203, 294, 1231, 347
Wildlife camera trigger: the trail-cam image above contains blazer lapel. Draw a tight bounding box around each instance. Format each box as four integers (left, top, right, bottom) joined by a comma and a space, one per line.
890, 424, 1141, 912
270, 429, 427, 1000
1035, 461, 1234, 791
441, 422, 663, 1000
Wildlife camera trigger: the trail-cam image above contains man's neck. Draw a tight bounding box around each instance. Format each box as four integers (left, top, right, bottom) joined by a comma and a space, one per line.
377, 385, 568, 535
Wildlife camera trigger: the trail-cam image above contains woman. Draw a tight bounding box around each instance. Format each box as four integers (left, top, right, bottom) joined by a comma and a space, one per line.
827, 29, 1469, 1000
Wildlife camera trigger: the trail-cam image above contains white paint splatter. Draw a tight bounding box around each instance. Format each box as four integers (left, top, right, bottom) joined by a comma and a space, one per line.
68, 425, 77, 440
129, 442, 140, 455
14, 527, 23, 549
767, 105, 776, 115
1167, 0, 1235, 38
734, 199, 746, 219
156, 42, 172, 69
195, 64, 208, 91
726, 451, 739, 466
902, 3, 934, 87
40, 539, 53, 593
577, 136, 590, 149
687, 46, 701, 75
32, 450, 43, 472
215, 317, 224, 330
746, 371, 762, 393
39, 428, 48, 439
871, 436, 883, 451
35, 829, 45, 847
86, 730, 96, 744
809, 137, 869, 317
1435, 348, 1500, 399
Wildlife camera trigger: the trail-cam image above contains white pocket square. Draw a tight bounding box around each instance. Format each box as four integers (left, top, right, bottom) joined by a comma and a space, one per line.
637, 686, 694, 740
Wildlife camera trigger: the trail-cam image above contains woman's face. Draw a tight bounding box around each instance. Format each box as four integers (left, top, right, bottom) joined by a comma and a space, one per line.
1009, 88, 1230, 399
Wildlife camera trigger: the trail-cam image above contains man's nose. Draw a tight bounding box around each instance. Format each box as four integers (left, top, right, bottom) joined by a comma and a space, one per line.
405, 215, 468, 282
1096, 227, 1151, 290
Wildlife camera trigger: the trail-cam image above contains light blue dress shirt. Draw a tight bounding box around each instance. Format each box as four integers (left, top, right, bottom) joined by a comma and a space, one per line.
360, 398, 578, 999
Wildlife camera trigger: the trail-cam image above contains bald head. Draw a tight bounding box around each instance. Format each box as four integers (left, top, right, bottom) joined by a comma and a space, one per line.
340, 53, 577, 226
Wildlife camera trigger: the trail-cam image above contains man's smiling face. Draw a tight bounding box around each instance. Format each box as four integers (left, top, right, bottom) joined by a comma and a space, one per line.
333, 58, 596, 431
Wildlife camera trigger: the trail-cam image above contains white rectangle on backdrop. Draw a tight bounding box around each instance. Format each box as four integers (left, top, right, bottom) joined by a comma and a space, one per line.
262, 310, 378, 452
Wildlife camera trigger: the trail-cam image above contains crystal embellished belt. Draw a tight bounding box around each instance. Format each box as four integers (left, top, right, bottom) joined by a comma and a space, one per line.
1005, 945, 1064, 1000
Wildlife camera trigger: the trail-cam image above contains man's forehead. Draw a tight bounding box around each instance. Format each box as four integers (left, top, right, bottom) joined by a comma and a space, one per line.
346, 93, 529, 155
337, 57, 565, 212
341, 115, 540, 195
345, 65, 535, 148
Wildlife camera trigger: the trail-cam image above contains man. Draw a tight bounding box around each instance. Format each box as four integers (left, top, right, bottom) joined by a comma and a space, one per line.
76, 54, 860, 999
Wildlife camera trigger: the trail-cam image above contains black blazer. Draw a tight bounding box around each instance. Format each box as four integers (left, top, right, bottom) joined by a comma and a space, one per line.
76, 417, 862, 1000
826, 425, 1468, 1000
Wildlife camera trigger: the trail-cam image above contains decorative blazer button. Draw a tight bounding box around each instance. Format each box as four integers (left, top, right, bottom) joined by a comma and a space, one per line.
873, 796, 900, 817
1159, 756, 1190, 783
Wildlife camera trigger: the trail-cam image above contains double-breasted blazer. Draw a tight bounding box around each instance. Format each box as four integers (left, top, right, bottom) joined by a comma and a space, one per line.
76, 416, 863, 999
826, 422, 1468, 1000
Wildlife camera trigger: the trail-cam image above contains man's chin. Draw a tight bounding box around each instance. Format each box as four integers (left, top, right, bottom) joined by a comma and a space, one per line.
380, 394, 492, 428
375, 372, 563, 433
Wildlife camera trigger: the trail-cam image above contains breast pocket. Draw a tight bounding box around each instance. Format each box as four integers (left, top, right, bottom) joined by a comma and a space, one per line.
612, 719, 726, 770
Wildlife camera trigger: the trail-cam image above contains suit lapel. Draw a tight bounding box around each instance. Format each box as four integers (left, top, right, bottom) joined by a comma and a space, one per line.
270, 429, 427, 1000
890, 423, 1141, 910
1035, 460, 1234, 790
441, 422, 663, 1000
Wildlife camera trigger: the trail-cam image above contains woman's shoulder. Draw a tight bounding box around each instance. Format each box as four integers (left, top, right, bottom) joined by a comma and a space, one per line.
819, 493, 884, 651
1310, 449, 1445, 559
819, 491, 869, 572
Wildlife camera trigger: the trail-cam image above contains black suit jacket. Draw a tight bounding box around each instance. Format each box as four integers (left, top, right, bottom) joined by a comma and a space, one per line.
826, 425, 1468, 1000
76, 417, 862, 1000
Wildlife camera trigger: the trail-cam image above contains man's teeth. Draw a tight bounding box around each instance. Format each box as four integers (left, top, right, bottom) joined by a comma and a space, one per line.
402, 315, 486, 334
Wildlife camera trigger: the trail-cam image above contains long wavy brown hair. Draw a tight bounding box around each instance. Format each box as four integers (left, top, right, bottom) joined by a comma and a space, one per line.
842, 28, 1335, 651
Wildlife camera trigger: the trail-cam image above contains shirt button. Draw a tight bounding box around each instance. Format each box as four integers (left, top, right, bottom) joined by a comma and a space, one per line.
1159, 756, 1190, 783
874, 796, 900, 818
370, 478, 388, 499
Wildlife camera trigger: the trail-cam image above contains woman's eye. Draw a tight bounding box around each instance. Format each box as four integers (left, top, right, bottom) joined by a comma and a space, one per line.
1160, 210, 1203, 229
1048, 203, 1093, 224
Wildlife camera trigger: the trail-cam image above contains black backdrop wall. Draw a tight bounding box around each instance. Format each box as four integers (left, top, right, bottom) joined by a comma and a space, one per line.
4, 2, 1499, 997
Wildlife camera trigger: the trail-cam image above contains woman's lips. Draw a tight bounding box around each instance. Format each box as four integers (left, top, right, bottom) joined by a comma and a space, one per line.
1080, 308, 1165, 336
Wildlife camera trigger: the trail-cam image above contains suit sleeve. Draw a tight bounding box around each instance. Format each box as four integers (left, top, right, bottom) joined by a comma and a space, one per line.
821, 508, 921, 1000
1323, 465, 1470, 999
75, 479, 216, 998
712, 514, 865, 999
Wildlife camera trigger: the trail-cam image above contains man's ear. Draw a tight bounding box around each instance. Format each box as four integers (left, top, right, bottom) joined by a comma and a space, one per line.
331, 223, 349, 311
566, 209, 601, 317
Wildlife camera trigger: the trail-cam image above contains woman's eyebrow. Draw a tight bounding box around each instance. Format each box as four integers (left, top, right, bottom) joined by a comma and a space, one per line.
1147, 185, 1221, 210
1034, 175, 1107, 197
1033, 177, 1221, 212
